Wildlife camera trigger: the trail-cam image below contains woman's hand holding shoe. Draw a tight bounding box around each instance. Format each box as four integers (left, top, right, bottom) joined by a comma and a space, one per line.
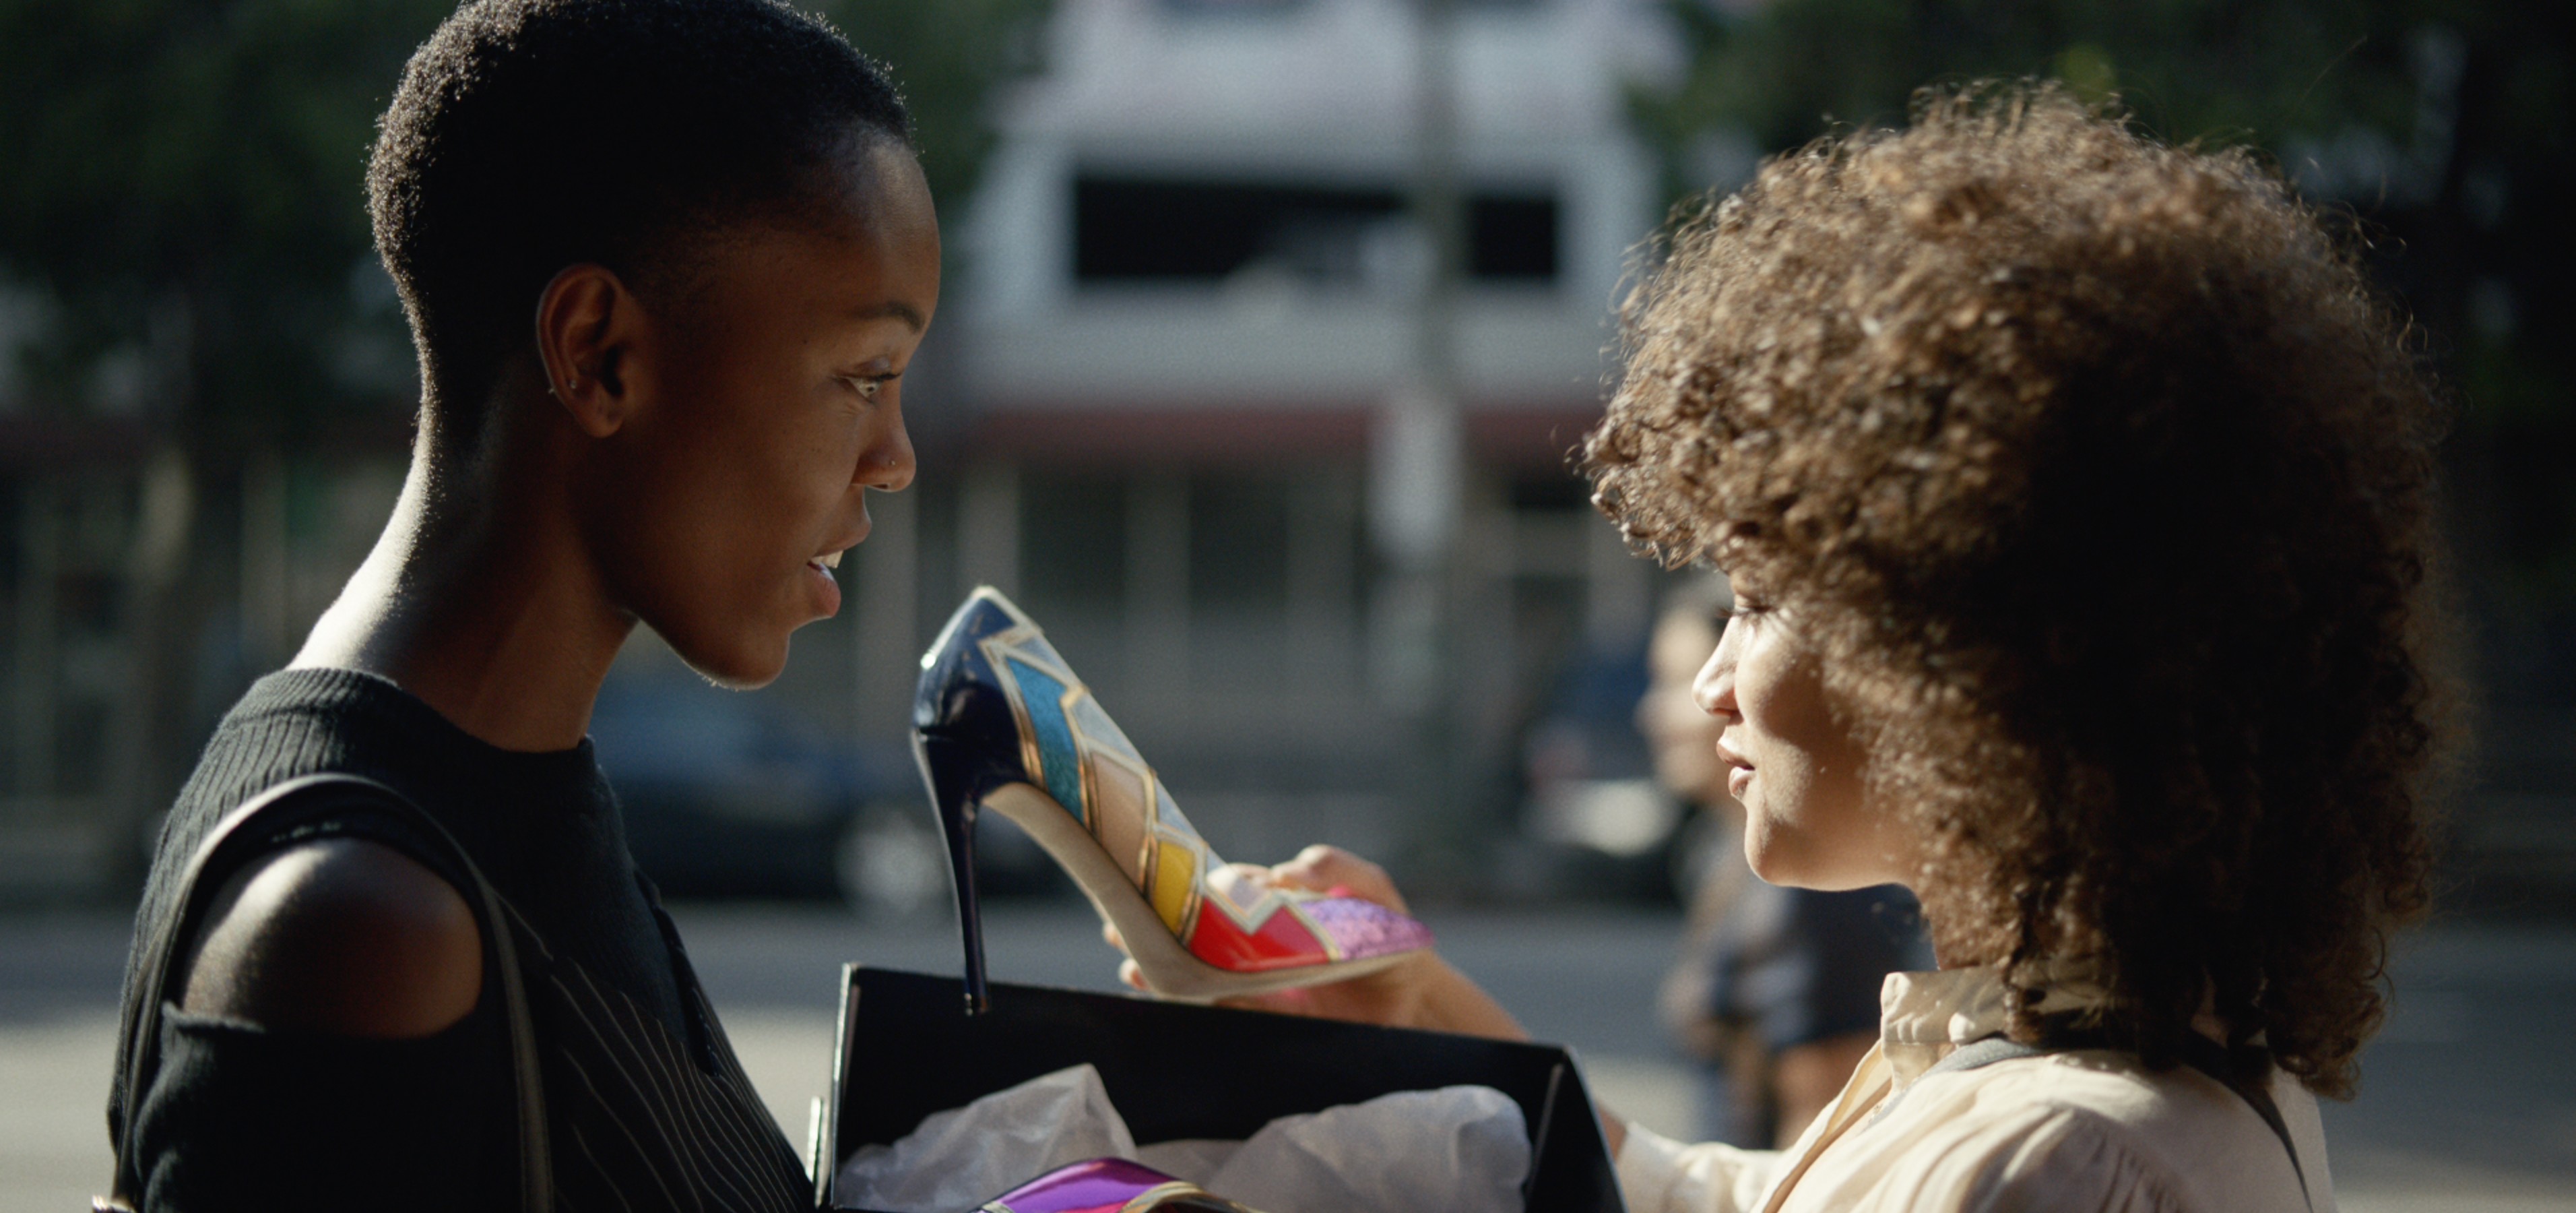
1106, 845, 1528, 1042
1106, 846, 1632, 1154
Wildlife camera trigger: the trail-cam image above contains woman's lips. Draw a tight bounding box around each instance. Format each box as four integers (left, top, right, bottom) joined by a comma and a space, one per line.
1716, 737, 1753, 799
804, 555, 843, 616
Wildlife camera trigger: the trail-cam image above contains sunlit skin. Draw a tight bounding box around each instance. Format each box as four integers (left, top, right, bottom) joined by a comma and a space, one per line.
179, 133, 939, 1039
1697, 590, 1910, 892
1640, 595, 1881, 1146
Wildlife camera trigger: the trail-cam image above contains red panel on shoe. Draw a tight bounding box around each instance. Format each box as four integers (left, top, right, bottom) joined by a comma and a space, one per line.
1184, 900, 1332, 972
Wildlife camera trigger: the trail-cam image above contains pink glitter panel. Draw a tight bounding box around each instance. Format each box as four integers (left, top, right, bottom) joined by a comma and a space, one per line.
1303, 896, 1435, 960
986, 1158, 1180, 1213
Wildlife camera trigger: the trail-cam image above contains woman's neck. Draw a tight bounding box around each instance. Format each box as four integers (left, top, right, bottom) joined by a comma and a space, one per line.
294, 427, 633, 753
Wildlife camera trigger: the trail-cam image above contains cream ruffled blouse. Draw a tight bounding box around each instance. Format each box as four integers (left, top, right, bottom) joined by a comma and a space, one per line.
1615, 966, 2333, 1213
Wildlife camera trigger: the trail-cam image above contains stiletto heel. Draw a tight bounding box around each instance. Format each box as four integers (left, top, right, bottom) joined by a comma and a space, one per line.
915, 733, 991, 1014
913, 588, 1434, 1007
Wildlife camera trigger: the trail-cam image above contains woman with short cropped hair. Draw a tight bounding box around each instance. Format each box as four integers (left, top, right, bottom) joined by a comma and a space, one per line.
108, 3, 936, 1208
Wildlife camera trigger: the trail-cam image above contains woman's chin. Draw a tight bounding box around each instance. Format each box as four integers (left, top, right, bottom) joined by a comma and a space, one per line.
1753, 846, 1904, 893
1745, 847, 1804, 888
1745, 827, 1848, 891
1742, 824, 1795, 885
661, 628, 792, 691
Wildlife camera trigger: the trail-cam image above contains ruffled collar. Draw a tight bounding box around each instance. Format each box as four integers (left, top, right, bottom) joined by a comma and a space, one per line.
1875, 964, 2111, 1084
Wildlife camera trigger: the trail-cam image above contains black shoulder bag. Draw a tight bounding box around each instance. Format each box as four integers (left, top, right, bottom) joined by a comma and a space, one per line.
97, 773, 552, 1212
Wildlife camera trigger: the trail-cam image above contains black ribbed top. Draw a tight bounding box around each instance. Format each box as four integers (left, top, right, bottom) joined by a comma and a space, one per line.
124, 667, 683, 1038
109, 667, 808, 1212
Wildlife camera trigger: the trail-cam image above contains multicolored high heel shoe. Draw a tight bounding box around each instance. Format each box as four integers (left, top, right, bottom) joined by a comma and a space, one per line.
980, 1158, 1258, 1213
914, 588, 1434, 1013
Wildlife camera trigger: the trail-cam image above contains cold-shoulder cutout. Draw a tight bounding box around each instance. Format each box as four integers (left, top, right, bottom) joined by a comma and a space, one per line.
179, 837, 484, 1038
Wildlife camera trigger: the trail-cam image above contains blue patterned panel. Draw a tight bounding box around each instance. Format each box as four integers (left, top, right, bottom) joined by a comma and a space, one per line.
1006, 658, 1086, 821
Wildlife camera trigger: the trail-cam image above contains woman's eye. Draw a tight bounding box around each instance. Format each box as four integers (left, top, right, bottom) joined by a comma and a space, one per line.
839, 373, 896, 402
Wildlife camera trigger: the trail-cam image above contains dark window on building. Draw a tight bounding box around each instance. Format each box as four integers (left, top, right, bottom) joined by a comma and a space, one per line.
1074, 177, 1558, 284
1471, 195, 1557, 280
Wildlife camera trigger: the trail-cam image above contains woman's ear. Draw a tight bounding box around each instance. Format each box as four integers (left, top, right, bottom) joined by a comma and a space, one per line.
534, 264, 642, 438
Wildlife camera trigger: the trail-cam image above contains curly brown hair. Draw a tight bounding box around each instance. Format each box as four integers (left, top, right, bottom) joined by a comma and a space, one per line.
1585, 84, 2449, 1098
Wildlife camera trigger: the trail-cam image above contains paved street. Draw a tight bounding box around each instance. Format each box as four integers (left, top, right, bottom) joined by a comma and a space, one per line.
5, 903, 2572, 1210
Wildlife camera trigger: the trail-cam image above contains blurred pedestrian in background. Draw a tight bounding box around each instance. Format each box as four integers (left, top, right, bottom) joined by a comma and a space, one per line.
1642, 574, 1923, 1148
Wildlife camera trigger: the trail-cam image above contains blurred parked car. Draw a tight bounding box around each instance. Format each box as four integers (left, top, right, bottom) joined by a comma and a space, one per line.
587, 680, 1068, 908
1518, 638, 1692, 904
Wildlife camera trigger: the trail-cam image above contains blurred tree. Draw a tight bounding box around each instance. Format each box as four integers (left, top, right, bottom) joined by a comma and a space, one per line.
1632, 0, 2576, 698
0, 0, 453, 883
0, 0, 447, 432
822, 0, 1050, 224
1638, 1, 2428, 166
0, 0, 1048, 881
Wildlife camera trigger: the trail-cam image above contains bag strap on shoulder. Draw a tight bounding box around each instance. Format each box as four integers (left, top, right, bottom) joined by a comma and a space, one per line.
100, 773, 551, 1213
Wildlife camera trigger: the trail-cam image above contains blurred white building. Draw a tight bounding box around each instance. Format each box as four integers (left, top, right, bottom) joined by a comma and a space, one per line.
847, 0, 1683, 872
963, 0, 1668, 414
0, 0, 1687, 904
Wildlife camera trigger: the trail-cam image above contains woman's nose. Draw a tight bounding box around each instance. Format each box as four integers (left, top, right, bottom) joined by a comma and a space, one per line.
859, 403, 915, 493
1692, 644, 1735, 717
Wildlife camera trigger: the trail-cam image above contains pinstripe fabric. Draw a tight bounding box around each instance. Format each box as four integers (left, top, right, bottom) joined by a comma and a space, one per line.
511, 902, 808, 1213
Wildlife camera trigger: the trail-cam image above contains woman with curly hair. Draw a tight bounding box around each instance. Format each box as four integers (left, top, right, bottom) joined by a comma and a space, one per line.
1197, 84, 2449, 1211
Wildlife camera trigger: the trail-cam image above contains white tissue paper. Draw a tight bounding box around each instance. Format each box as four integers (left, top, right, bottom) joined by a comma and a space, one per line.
1174, 1084, 1531, 1213
835, 1063, 1533, 1213
835, 1064, 1136, 1212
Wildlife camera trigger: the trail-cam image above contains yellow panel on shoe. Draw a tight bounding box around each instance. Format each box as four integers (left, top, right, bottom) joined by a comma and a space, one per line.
1149, 836, 1197, 935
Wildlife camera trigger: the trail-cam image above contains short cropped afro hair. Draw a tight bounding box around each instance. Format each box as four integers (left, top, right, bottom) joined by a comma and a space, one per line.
1588, 84, 2450, 1098
367, 0, 911, 442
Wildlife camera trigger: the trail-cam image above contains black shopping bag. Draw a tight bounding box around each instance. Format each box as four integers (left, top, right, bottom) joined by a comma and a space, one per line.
815, 966, 1625, 1212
